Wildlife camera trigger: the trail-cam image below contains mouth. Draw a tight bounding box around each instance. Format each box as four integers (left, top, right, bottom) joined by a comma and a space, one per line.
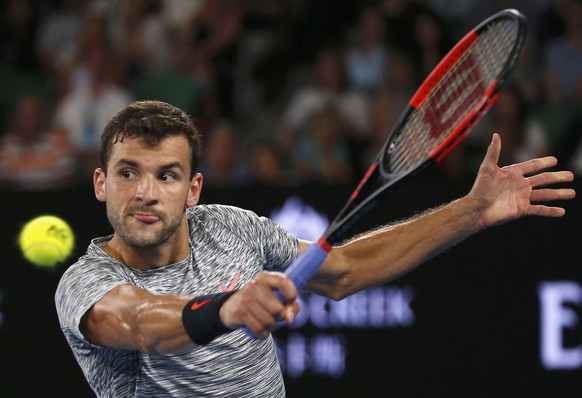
132, 213, 161, 224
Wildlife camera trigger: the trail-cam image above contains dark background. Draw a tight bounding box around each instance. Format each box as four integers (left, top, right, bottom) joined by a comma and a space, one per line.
1, 171, 580, 398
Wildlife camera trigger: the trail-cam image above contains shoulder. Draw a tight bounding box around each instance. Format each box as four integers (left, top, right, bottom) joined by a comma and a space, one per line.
55, 237, 132, 308
55, 237, 134, 336
187, 204, 297, 248
188, 204, 263, 226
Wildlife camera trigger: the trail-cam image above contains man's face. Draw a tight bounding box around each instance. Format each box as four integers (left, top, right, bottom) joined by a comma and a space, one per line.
94, 135, 201, 249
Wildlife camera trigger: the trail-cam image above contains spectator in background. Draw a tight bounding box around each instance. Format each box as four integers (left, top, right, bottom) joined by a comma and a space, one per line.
125, 1, 218, 134
54, 14, 132, 182
248, 139, 287, 186
109, 0, 172, 81
406, 8, 454, 84
0, 94, 74, 190
291, 104, 354, 184
510, 38, 546, 110
57, 9, 125, 95
381, 49, 417, 97
159, 0, 205, 35
234, 0, 302, 124
277, 47, 370, 152
378, 0, 438, 56
198, 119, 249, 186
345, 5, 390, 97
35, 0, 86, 79
176, 0, 244, 118
537, 0, 570, 49
0, 0, 41, 73
542, 0, 582, 109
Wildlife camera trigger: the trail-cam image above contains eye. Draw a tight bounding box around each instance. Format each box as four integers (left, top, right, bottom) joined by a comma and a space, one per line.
159, 173, 176, 182
121, 170, 135, 179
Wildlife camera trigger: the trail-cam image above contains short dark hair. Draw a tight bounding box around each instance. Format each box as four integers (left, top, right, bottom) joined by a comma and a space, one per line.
99, 101, 202, 178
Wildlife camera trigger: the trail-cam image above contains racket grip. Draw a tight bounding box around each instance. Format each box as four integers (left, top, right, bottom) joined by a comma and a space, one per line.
284, 242, 330, 290
243, 242, 330, 339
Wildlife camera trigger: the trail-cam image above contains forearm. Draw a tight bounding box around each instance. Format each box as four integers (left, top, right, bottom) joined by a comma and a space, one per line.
130, 292, 235, 353
83, 286, 196, 355
128, 295, 196, 355
307, 195, 483, 299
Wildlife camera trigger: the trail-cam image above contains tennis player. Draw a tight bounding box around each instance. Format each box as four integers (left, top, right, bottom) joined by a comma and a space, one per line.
55, 101, 574, 397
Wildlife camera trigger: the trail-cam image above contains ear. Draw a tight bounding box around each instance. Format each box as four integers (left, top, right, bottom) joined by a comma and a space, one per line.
94, 168, 107, 202
186, 173, 203, 208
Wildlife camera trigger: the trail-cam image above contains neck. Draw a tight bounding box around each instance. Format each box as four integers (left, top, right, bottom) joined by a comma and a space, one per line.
103, 222, 191, 270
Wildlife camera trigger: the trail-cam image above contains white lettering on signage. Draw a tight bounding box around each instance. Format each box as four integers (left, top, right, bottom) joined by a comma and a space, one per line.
288, 286, 415, 329
538, 281, 582, 370
277, 333, 346, 378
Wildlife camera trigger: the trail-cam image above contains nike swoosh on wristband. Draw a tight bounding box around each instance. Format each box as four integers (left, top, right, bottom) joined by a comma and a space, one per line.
220, 268, 242, 292
190, 298, 212, 311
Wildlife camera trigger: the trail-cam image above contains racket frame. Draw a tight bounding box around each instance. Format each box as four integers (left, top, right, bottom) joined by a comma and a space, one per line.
322, 8, 527, 247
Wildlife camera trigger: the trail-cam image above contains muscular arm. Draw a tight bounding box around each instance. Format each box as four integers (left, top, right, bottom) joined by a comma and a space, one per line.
306, 133, 575, 300
305, 199, 477, 299
80, 285, 195, 355
80, 272, 301, 352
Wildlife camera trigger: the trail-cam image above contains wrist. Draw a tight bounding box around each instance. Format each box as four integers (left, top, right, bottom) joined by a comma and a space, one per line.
182, 291, 236, 345
455, 195, 487, 232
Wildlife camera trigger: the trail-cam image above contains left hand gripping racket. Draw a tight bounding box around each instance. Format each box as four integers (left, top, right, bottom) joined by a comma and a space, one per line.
244, 8, 527, 338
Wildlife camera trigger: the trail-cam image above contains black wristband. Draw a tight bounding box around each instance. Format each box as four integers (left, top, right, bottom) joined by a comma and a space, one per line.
182, 291, 236, 345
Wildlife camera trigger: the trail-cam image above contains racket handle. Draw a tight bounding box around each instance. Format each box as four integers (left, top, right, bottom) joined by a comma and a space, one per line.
243, 242, 330, 339
285, 242, 330, 290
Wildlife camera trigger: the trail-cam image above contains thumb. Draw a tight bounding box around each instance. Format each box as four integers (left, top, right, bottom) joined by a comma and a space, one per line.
484, 132, 501, 167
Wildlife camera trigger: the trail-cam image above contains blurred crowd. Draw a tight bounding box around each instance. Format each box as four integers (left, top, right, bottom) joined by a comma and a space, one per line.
1, 0, 581, 191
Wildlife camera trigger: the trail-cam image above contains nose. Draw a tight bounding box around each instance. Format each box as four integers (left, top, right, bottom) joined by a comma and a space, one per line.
135, 175, 159, 205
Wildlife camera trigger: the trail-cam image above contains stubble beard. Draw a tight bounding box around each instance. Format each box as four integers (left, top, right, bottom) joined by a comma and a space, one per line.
107, 206, 185, 249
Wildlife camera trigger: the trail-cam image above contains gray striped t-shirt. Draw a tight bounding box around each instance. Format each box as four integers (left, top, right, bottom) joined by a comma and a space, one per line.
55, 204, 299, 397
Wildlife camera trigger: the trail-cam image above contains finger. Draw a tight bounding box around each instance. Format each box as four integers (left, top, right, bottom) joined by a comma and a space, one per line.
248, 280, 287, 318
282, 301, 301, 324
509, 156, 558, 176
243, 275, 285, 314
244, 313, 273, 340
531, 188, 576, 203
527, 171, 574, 188
275, 276, 298, 304
243, 298, 282, 338
483, 133, 501, 168
527, 205, 566, 218
257, 271, 298, 303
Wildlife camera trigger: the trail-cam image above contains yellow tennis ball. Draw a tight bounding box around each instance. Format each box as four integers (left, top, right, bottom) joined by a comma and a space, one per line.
19, 215, 75, 267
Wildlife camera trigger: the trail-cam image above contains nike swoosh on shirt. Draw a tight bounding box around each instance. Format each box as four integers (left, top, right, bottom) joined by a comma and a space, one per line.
220, 268, 242, 292
190, 298, 212, 311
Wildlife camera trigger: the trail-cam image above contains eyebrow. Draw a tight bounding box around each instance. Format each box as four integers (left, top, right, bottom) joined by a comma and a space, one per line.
114, 158, 186, 172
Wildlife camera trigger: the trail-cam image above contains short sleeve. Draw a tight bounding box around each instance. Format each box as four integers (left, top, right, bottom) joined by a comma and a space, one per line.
257, 215, 300, 272
189, 205, 300, 273
55, 254, 133, 342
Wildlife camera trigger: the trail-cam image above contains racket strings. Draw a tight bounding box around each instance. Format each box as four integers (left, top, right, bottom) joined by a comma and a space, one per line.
387, 18, 520, 173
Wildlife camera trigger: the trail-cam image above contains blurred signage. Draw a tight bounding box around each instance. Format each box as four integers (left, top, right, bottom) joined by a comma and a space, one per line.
538, 281, 582, 370
271, 196, 415, 377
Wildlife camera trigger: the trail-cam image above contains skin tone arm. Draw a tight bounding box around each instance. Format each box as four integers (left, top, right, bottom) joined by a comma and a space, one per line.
81, 271, 300, 354
304, 133, 576, 299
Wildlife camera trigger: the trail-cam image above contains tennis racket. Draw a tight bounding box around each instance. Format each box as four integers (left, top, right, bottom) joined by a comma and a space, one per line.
244, 8, 527, 338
